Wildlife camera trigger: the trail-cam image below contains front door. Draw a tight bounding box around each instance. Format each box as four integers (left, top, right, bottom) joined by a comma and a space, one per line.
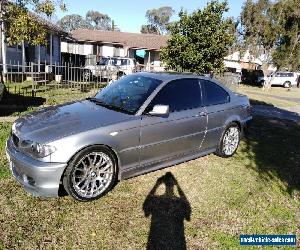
140, 78, 207, 168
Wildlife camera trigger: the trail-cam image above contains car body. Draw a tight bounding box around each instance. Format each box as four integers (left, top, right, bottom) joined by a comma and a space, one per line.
0, 82, 4, 101
257, 71, 298, 88
6, 72, 252, 201
84, 57, 137, 80
242, 69, 264, 85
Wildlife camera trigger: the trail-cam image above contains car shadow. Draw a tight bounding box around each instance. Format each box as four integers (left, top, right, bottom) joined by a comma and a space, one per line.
242, 100, 300, 196
143, 172, 191, 250
250, 98, 300, 122
0, 92, 46, 116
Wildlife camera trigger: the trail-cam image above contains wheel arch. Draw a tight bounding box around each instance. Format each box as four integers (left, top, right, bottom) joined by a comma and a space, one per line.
62, 143, 122, 182
224, 115, 242, 130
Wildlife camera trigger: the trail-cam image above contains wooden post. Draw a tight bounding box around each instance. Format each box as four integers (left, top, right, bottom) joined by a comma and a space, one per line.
38, 45, 41, 72
22, 41, 26, 72
50, 33, 53, 67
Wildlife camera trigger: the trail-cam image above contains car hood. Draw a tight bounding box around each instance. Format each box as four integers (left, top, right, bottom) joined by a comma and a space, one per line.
13, 100, 133, 143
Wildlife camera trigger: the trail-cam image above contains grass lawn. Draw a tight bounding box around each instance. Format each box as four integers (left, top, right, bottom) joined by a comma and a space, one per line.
237, 85, 300, 108
0, 116, 299, 249
1, 81, 105, 117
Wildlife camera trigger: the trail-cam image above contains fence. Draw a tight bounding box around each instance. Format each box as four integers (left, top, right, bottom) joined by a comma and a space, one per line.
1, 62, 241, 103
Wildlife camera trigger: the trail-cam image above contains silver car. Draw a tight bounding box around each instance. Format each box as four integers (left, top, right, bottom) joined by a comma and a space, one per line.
6, 73, 252, 201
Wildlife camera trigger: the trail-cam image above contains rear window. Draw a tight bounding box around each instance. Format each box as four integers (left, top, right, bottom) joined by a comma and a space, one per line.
201, 80, 230, 106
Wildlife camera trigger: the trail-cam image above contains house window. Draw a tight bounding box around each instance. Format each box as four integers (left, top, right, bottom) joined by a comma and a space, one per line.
7, 44, 22, 51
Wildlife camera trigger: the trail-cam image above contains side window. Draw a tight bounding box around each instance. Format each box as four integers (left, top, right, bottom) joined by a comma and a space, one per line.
201, 80, 230, 106
148, 79, 202, 113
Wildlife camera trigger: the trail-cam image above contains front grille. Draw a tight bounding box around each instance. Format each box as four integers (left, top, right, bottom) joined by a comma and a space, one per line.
12, 133, 19, 148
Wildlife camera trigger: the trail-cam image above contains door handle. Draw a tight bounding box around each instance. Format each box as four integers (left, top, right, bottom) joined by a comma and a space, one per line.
199, 111, 207, 117
196, 111, 207, 117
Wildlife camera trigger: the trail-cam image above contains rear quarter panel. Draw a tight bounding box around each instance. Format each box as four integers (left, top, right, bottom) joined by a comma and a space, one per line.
202, 93, 250, 151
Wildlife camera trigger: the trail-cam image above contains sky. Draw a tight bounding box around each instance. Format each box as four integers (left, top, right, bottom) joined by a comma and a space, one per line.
55, 0, 245, 33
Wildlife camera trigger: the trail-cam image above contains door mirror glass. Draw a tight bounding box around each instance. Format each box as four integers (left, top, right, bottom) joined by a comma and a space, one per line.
149, 105, 169, 116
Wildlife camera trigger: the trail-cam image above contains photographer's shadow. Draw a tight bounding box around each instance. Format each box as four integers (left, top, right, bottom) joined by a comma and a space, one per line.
143, 172, 191, 250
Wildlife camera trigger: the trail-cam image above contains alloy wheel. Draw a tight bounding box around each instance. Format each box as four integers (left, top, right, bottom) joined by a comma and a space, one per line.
222, 127, 240, 156
71, 152, 114, 198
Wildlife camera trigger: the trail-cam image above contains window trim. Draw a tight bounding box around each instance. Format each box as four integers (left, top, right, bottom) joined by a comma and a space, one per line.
144, 78, 203, 114
200, 80, 230, 107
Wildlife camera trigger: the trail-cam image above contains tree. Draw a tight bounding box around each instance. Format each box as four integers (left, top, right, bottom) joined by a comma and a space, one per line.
58, 11, 116, 32
240, 0, 281, 78
57, 14, 91, 32
2, 0, 66, 46
111, 20, 120, 32
160, 1, 234, 74
140, 24, 159, 34
86, 10, 111, 31
272, 0, 300, 71
141, 6, 174, 35
240, 0, 300, 73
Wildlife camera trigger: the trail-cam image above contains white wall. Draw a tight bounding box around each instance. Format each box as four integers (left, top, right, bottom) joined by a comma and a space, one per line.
84, 44, 93, 55
62, 41, 127, 58
144, 51, 161, 66
101, 45, 114, 57
61, 42, 86, 55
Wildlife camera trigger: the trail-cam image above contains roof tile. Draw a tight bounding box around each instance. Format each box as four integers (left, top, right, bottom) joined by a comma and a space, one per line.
71, 29, 169, 50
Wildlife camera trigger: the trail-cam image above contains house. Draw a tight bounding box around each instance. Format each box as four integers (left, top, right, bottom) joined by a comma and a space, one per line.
61, 29, 169, 69
224, 51, 262, 73
0, 14, 68, 74
224, 51, 277, 73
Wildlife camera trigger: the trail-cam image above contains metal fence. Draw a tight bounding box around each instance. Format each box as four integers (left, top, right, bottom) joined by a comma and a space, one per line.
1, 62, 241, 99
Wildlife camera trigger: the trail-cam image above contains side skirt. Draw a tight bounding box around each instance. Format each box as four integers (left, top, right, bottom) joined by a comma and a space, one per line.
121, 147, 216, 180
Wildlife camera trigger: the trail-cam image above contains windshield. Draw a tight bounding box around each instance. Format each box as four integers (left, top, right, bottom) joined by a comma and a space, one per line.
94, 75, 162, 114
98, 58, 110, 65
111, 58, 129, 66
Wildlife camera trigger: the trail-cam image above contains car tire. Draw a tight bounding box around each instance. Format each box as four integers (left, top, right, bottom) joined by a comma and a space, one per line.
215, 123, 241, 158
283, 81, 291, 88
63, 145, 117, 202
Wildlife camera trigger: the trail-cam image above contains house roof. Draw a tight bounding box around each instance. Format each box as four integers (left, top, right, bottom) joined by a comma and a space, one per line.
71, 29, 169, 50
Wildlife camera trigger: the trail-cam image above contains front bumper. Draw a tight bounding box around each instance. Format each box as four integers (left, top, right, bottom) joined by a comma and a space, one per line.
6, 137, 67, 197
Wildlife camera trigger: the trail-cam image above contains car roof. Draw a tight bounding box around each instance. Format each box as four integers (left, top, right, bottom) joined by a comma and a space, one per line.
134, 71, 210, 81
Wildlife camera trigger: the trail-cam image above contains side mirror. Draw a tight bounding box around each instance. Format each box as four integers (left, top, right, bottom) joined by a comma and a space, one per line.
149, 105, 169, 116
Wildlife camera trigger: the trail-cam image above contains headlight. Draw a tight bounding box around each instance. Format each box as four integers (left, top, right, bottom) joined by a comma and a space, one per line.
19, 140, 56, 158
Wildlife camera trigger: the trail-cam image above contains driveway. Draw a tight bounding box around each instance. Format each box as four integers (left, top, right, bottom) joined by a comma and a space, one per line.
251, 104, 300, 122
